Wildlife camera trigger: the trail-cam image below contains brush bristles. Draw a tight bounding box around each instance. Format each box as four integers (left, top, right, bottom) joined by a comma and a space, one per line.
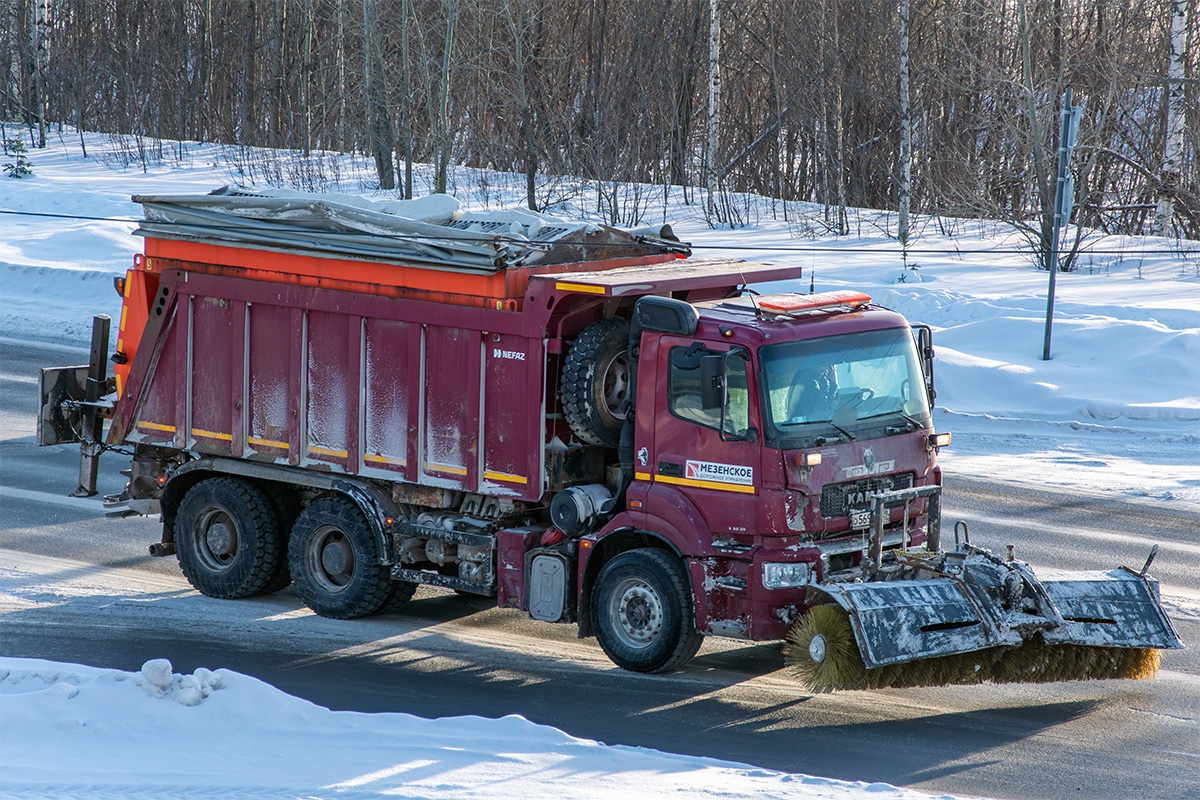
784, 607, 1163, 692
784, 604, 867, 692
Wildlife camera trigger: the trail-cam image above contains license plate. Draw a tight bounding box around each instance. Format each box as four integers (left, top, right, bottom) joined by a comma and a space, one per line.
849, 510, 871, 529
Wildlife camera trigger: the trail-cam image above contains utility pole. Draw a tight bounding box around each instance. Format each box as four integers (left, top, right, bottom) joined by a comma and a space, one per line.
1042, 88, 1081, 361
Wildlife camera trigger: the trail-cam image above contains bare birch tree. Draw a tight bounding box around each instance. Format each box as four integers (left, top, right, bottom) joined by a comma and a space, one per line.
706, 0, 721, 221
31, 0, 48, 147
1153, 0, 1190, 236
399, 0, 414, 198
897, 0, 912, 247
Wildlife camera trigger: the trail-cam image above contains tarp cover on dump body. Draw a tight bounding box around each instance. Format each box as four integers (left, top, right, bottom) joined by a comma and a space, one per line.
134, 187, 687, 273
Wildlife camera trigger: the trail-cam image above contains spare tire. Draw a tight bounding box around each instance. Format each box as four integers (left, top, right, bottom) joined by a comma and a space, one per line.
561, 318, 630, 447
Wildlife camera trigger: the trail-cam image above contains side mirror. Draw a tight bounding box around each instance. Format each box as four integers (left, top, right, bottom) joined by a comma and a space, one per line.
699, 355, 724, 410
635, 296, 698, 336
913, 325, 936, 405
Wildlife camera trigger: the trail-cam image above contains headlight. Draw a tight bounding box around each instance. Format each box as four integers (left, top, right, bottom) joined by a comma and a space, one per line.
762, 562, 811, 589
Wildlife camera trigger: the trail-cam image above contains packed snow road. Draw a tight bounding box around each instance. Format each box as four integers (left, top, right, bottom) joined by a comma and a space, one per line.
2, 338, 1197, 800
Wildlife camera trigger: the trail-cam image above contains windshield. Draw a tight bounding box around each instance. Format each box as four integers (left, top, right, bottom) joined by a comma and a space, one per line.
759, 327, 930, 442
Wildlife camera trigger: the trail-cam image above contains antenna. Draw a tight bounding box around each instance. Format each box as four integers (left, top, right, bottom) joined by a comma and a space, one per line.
735, 261, 760, 313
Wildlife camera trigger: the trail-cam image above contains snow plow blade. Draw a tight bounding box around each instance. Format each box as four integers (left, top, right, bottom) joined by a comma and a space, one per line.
785, 546, 1182, 692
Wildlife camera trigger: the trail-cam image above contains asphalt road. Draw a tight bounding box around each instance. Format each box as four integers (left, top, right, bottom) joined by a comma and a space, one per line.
3, 336, 1198, 800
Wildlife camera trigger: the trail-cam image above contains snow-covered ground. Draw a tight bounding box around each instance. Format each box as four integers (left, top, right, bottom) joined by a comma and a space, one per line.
0, 654, 957, 800
2, 128, 1197, 799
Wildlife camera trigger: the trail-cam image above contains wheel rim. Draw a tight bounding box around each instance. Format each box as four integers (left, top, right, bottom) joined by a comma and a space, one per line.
306, 525, 355, 593
600, 351, 630, 422
191, 506, 239, 573
607, 576, 663, 649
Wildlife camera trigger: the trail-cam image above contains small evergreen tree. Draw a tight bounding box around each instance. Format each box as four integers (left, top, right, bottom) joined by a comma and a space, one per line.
3, 138, 34, 178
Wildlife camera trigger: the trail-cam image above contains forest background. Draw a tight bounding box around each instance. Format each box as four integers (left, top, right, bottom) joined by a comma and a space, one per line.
3, 0, 1197, 247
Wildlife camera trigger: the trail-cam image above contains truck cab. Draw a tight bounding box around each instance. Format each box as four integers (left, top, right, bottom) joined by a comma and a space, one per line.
563, 291, 945, 670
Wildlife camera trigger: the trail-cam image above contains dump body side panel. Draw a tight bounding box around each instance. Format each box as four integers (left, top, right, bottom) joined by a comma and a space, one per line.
363, 318, 414, 478
113, 270, 548, 503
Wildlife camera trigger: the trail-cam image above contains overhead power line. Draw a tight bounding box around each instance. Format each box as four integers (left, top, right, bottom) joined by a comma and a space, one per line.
0, 207, 1196, 257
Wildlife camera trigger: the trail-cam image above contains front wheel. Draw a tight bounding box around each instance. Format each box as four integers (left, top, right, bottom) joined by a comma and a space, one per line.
288, 497, 394, 619
591, 548, 702, 673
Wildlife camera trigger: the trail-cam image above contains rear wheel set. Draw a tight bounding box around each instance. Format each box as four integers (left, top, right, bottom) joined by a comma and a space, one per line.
174, 477, 284, 599
175, 479, 414, 617
288, 497, 414, 619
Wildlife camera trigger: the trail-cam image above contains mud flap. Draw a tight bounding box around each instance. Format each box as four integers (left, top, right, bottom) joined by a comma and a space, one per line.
822, 579, 1016, 669
1038, 569, 1183, 650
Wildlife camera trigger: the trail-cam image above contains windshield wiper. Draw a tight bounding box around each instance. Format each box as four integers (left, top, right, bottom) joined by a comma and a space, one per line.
827, 420, 856, 441
885, 411, 924, 435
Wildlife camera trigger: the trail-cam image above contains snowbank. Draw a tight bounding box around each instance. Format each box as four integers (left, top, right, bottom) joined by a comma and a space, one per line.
0, 656, 962, 800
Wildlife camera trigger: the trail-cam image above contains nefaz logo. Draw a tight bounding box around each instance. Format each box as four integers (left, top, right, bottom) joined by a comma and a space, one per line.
493, 348, 526, 361
685, 459, 754, 486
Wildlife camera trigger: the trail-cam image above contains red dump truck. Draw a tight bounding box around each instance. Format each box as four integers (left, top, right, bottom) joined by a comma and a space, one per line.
40, 189, 1180, 688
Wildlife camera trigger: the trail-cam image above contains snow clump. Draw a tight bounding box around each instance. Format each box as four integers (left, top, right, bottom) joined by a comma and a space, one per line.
135, 658, 226, 706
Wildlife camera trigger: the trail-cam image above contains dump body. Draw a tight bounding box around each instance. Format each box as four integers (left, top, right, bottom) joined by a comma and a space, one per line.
108, 253, 797, 504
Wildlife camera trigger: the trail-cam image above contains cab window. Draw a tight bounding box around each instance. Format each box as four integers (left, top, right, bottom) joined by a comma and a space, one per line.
667, 346, 750, 435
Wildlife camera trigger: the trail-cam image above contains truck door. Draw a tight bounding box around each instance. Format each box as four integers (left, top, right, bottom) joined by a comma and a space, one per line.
649, 338, 761, 538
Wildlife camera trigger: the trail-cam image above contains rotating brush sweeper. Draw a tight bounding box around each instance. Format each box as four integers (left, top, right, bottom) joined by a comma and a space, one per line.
784, 503, 1181, 692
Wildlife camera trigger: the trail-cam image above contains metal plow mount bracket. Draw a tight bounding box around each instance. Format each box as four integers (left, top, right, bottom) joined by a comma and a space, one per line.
822, 555, 1183, 670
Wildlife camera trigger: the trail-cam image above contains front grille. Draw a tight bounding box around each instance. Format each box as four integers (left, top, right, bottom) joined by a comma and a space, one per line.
820, 472, 915, 517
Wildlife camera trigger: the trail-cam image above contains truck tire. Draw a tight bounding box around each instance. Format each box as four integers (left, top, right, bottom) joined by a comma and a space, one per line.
377, 579, 419, 613
175, 477, 284, 599
259, 485, 302, 594
288, 497, 393, 619
591, 548, 703, 673
561, 318, 630, 447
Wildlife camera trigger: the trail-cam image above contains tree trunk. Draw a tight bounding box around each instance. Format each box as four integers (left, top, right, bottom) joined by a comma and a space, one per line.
363, 0, 395, 190
300, 0, 312, 155
4, 1, 20, 122
435, 0, 458, 194
31, 0, 49, 148
898, 0, 912, 246
269, 0, 285, 146
336, 0, 346, 151
400, 0, 414, 198
706, 0, 721, 221
1018, 0, 1053, 270
1153, 0, 1189, 237
507, 0, 538, 210
832, 0, 848, 234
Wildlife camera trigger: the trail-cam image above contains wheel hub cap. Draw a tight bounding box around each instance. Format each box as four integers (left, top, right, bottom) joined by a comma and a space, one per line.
617, 585, 662, 645
602, 355, 630, 421
321, 539, 352, 577
809, 634, 827, 664
204, 521, 235, 558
